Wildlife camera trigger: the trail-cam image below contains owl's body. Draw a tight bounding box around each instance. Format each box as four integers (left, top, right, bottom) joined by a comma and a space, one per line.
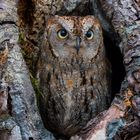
38, 16, 111, 137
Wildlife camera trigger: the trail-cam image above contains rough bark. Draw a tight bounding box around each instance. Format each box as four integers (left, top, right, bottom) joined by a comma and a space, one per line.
0, 0, 55, 139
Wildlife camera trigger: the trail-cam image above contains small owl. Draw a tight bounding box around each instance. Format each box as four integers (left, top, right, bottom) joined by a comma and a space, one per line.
37, 15, 111, 138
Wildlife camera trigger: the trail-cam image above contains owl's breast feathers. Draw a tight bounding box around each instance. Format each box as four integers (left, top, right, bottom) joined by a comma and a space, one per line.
39, 55, 111, 136
38, 15, 111, 137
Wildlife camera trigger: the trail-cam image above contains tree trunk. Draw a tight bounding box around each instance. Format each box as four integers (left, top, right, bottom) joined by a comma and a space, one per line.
0, 0, 140, 140
0, 0, 55, 139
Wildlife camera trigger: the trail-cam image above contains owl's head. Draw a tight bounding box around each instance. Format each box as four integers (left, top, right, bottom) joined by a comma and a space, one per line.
45, 16, 104, 60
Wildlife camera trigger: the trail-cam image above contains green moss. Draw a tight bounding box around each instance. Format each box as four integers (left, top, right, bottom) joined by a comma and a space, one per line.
0, 114, 11, 121
18, 32, 42, 106
18, 32, 25, 45
30, 73, 42, 106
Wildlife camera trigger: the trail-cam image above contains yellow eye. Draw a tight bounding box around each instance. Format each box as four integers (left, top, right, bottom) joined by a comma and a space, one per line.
85, 30, 94, 40
57, 28, 68, 39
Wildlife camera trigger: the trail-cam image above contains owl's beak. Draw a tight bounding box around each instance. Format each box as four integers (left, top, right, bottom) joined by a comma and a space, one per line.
76, 36, 81, 54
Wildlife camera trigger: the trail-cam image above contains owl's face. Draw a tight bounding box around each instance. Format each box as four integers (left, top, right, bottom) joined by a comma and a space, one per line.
46, 16, 103, 60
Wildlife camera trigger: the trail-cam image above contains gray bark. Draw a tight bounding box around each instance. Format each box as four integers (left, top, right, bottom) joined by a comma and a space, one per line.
0, 0, 55, 139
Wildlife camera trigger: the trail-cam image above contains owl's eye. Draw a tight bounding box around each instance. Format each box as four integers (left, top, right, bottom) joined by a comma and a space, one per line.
57, 29, 68, 39
85, 30, 94, 40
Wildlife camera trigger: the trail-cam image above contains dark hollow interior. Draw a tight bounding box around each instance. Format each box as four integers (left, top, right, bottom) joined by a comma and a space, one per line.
103, 32, 126, 100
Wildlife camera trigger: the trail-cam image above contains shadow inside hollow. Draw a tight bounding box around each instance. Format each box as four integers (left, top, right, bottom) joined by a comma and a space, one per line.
103, 31, 126, 100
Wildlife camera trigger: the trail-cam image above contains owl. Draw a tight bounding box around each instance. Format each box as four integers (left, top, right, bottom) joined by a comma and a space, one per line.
37, 15, 111, 138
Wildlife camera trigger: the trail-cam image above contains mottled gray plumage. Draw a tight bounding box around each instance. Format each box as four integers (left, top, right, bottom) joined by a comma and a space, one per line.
37, 15, 111, 137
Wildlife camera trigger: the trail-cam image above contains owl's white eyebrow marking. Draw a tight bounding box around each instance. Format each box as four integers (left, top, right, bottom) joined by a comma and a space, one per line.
58, 18, 74, 33
82, 18, 94, 32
